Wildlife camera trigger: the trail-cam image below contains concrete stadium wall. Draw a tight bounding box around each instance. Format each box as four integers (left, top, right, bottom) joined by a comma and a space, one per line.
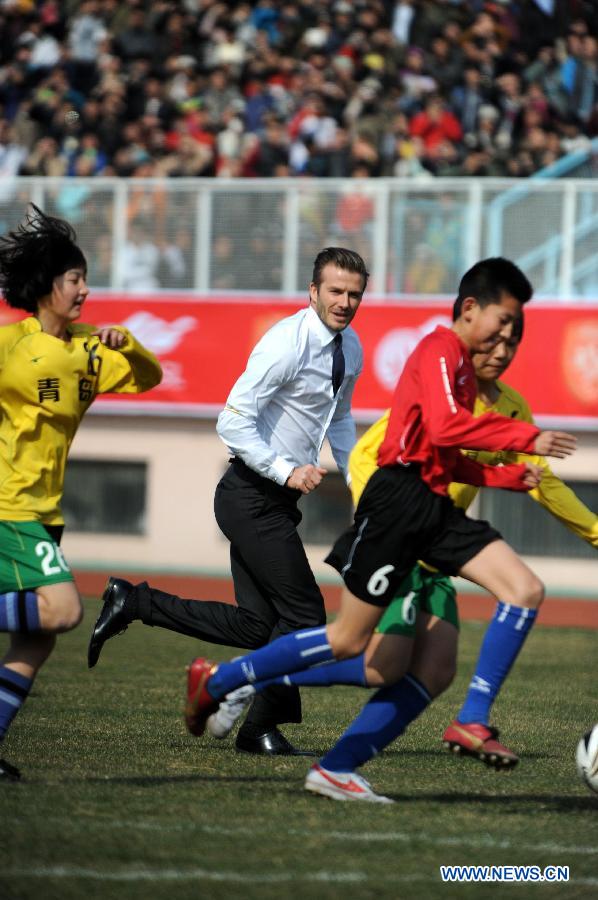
63, 414, 598, 597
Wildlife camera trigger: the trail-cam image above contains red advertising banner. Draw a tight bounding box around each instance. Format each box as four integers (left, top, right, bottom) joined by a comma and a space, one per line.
1, 295, 597, 427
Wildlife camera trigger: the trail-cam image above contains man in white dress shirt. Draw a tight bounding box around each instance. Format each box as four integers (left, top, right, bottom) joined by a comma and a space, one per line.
88, 247, 369, 755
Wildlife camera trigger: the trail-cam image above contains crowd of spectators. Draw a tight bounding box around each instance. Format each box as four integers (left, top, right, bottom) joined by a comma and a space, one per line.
1, 0, 598, 184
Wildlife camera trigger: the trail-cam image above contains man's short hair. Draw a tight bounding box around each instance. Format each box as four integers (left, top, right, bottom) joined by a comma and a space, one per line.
452, 257, 533, 321
312, 247, 369, 291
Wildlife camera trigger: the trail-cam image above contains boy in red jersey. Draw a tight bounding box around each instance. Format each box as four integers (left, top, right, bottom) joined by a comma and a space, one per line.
185, 258, 576, 801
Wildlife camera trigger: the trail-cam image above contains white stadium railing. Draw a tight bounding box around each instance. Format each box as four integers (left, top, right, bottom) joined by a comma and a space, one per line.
2, 176, 598, 299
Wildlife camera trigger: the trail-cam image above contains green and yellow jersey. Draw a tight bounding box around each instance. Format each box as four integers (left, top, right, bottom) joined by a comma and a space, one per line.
350, 379, 598, 548
0, 316, 162, 525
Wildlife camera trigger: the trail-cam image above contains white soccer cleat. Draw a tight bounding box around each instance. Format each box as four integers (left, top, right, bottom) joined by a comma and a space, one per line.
304, 763, 394, 804
206, 684, 255, 739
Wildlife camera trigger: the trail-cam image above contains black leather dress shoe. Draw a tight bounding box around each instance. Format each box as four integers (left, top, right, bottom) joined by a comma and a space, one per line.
235, 728, 315, 756
87, 577, 134, 669
0, 757, 21, 781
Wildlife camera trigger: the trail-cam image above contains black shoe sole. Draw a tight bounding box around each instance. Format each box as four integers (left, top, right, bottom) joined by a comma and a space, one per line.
235, 732, 316, 757
235, 744, 316, 757
0, 758, 21, 781
87, 578, 127, 669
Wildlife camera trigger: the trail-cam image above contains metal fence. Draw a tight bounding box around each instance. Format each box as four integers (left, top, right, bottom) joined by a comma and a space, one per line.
3, 176, 598, 299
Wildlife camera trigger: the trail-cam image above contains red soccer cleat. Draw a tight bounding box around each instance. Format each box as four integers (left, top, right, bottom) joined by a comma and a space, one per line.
442, 720, 519, 769
185, 657, 219, 737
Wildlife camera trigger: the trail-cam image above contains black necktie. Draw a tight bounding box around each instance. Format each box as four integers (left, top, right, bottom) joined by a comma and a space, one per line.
332, 333, 345, 396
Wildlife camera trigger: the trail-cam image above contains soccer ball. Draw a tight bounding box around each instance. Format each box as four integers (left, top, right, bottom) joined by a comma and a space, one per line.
576, 726, 598, 793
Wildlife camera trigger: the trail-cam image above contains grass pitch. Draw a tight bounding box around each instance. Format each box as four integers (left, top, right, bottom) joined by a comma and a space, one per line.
1, 600, 597, 900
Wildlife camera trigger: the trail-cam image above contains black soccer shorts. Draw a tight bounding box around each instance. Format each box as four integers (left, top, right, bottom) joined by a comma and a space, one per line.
326, 464, 501, 607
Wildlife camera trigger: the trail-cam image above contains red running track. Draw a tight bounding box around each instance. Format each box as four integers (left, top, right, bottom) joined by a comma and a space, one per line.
75, 570, 598, 629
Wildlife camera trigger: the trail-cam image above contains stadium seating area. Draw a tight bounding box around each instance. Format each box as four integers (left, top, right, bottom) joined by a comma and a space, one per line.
0, 0, 597, 182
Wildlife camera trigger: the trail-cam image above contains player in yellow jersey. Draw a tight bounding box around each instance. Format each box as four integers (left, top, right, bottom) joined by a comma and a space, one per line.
0, 206, 162, 780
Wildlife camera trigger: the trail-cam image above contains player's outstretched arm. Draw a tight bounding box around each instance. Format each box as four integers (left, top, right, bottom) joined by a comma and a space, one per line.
533, 431, 577, 459
526, 466, 598, 547
452, 455, 541, 492
93, 326, 162, 394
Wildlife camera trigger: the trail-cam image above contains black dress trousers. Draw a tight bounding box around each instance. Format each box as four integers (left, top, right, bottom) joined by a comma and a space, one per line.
135, 458, 326, 728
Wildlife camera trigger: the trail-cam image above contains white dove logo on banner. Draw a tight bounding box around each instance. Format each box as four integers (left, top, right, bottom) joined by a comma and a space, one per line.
374, 315, 452, 392
112, 311, 197, 356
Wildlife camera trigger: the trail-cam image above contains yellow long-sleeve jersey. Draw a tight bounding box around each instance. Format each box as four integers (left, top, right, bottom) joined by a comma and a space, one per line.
0, 316, 162, 524
349, 380, 598, 549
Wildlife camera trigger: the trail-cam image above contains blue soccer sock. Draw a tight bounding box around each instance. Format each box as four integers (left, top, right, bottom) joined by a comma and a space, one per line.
258, 654, 367, 690
0, 666, 32, 740
0, 591, 41, 633
457, 601, 538, 726
320, 674, 431, 772
208, 627, 334, 699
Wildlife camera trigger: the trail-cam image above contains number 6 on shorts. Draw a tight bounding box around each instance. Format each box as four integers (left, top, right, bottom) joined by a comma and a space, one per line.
367, 564, 395, 597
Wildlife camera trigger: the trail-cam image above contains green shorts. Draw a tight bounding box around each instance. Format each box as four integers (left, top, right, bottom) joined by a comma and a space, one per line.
376, 564, 459, 638
0, 521, 73, 593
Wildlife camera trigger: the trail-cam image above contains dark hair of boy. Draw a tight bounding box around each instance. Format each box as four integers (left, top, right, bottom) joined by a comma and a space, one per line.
452, 257, 533, 321
0, 205, 86, 312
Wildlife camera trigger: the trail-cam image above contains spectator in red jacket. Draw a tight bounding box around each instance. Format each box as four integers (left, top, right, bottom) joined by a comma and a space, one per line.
409, 93, 463, 153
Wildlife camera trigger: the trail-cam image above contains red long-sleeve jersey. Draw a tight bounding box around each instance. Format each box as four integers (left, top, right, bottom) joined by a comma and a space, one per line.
377, 326, 540, 496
